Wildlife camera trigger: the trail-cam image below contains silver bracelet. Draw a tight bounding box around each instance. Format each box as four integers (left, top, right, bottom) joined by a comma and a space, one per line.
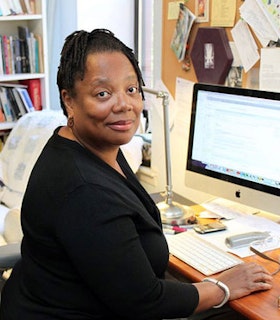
202, 278, 230, 308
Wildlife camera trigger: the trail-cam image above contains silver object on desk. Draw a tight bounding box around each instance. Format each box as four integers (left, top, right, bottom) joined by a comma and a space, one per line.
142, 88, 194, 225
225, 231, 270, 249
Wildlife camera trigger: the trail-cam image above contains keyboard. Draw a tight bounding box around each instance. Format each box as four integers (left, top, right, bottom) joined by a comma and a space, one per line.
166, 231, 243, 276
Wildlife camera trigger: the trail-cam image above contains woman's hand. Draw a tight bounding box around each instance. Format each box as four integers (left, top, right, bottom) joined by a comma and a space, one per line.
193, 262, 273, 313
216, 262, 273, 300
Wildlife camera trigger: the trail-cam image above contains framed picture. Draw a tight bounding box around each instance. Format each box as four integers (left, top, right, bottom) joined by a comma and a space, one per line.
195, 0, 209, 23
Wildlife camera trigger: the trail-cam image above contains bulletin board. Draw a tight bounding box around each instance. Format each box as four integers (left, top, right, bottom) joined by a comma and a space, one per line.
161, 0, 261, 97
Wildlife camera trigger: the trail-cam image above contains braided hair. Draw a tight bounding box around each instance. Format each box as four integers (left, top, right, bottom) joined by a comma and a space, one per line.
57, 29, 145, 116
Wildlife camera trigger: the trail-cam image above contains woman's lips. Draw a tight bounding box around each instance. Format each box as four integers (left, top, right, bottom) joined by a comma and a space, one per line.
108, 120, 134, 131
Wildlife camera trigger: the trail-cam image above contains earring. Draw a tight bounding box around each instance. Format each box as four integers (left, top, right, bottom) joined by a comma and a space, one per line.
67, 116, 74, 128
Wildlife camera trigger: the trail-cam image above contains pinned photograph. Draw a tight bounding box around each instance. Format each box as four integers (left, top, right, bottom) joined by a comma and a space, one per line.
195, 0, 209, 23
170, 3, 196, 61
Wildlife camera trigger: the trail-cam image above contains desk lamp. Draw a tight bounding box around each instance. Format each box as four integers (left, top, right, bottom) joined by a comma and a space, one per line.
142, 87, 194, 225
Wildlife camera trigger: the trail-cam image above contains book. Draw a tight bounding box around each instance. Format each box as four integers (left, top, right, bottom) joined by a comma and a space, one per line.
18, 38, 29, 73
29, 0, 35, 14
2, 35, 10, 74
34, 33, 43, 72
20, 78, 41, 110
18, 25, 30, 73
5, 87, 22, 119
34, 34, 39, 73
8, 35, 14, 74
0, 82, 27, 89
12, 36, 22, 73
0, 36, 4, 75
26, 32, 36, 73
12, 87, 27, 117
23, 0, 32, 14
15, 87, 35, 112
19, 0, 27, 13
0, 87, 15, 121
0, 100, 6, 122
0, 0, 12, 16
9, 0, 23, 14
0, 83, 28, 117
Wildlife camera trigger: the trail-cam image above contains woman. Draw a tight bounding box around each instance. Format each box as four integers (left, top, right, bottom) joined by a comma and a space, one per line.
0, 29, 272, 319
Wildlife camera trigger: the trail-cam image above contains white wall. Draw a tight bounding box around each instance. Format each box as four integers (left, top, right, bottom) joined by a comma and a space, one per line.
47, 0, 77, 110
76, 0, 135, 50
47, 0, 135, 110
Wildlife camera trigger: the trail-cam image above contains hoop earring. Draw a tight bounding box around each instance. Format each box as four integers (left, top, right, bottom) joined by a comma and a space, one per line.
67, 116, 74, 128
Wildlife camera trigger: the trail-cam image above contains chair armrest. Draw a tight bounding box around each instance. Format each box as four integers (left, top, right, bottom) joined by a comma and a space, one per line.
0, 242, 21, 271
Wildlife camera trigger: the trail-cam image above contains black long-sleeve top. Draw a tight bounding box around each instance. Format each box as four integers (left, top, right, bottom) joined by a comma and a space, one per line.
1, 128, 199, 319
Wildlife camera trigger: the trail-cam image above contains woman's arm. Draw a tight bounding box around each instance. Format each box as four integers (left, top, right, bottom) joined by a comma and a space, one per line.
193, 262, 272, 313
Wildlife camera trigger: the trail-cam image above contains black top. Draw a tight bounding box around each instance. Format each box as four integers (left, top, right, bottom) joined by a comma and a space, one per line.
1, 129, 199, 319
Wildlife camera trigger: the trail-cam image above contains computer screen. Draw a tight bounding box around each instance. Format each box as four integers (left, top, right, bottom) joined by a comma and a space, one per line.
185, 83, 280, 215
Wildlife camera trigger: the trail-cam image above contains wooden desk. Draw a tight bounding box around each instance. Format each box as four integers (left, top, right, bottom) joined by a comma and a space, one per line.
169, 248, 280, 320
151, 192, 280, 318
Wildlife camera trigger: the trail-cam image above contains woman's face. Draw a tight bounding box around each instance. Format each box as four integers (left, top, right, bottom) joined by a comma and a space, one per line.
62, 51, 143, 151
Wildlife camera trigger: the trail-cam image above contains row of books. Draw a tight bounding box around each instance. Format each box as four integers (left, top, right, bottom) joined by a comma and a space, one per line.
0, 25, 43, 75
0, 0, 36, 16
0, 80, 41, 122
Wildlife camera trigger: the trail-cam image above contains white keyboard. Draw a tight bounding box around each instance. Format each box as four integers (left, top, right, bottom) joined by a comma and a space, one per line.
167, 231, 243, 276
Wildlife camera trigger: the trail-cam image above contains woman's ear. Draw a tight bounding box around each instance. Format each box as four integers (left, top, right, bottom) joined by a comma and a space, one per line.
61, 89, 74, 116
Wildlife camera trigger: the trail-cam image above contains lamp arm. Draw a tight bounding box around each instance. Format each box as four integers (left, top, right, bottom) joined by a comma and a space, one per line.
142, 88, 173, 204
162, 92, 173, 205
142, 87, 193, 224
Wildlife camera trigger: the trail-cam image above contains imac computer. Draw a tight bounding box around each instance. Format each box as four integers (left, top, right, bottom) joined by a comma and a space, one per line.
185, 83, 280, 216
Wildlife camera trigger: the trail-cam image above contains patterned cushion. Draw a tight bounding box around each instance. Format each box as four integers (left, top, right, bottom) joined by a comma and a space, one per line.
0, 110, 66, 208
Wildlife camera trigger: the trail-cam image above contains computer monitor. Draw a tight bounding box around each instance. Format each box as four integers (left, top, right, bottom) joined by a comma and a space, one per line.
185, 83, 280, 215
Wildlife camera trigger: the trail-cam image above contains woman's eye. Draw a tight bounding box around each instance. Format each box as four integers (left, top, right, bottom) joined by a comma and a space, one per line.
97, 91, 109, 98
128, 86, 138, 94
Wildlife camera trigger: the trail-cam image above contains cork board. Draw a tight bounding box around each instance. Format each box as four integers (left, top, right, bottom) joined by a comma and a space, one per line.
161, 0, 259, 97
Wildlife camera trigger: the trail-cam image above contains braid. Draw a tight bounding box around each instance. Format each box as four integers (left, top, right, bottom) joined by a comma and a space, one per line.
57, 29, 145, 116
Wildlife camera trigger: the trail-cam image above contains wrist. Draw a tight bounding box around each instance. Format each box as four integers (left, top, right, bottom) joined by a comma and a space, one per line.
202, 278, 230, 308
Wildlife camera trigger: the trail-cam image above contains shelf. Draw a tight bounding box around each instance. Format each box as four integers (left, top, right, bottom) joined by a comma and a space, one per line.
0, 14, 42, 21
0, 0, 49, 111
0, 122, 16, 131
0, 74, 45, 82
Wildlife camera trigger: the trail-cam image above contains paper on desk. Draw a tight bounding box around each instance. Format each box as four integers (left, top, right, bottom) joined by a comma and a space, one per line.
196, 214, 280, 258
199, 210, 221, 219
201, 198, 259, 220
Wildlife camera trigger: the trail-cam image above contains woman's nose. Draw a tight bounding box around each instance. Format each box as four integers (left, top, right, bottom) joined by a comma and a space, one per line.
113, 92, 132, 112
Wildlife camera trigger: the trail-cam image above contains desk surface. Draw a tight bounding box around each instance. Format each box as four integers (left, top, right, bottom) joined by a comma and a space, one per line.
152, 193, 280, 319
169, 252, 280, 320
167, 204, 280, 320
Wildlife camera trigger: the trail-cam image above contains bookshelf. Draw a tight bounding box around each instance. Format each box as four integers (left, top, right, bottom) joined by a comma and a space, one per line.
0, 0, 49, 131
